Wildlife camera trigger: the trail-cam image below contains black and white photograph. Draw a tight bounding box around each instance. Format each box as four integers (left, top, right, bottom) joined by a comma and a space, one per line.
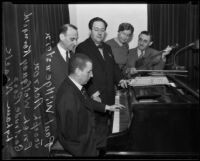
2, 1, 199, 159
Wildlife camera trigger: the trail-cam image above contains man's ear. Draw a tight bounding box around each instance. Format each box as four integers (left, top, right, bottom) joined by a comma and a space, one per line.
149, 41, 153, 46
59, 33, 65, 41
75, 68, 81, 76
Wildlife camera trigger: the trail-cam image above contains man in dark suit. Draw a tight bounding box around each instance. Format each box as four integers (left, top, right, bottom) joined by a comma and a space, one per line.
76, 17, 128, 154
55, 54, 125, 156
38, 24, 78, 142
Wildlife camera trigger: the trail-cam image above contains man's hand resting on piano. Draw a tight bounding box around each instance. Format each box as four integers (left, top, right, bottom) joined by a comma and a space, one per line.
105, 104, 125, 112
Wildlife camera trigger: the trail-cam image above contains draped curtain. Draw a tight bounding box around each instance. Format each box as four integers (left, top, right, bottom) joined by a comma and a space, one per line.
2, 2, 69, 158
147, 2, 199, 90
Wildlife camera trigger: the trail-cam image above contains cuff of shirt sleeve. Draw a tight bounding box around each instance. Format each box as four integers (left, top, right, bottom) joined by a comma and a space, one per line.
91, 91, 100, 98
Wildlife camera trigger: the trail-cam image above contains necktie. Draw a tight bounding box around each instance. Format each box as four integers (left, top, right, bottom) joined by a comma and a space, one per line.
140, 51, 145, 58
68, 50, 73, 59
97, 44, 104, 59
81, 87, 88, 99
97, 44, 103, 49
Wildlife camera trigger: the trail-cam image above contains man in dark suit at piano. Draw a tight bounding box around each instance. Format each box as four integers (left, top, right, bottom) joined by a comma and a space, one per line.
76, 17, 128, 155
55, 53, 125, 156
125, 31, 172, 75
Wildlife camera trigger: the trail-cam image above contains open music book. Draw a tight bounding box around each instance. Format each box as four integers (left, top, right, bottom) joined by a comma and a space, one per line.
128, 76, 170, 87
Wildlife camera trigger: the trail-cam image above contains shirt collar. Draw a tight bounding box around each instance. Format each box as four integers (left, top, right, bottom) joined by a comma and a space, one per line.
57, 43, 67, 61
137, 48, 145, 57
68, 76, 82, 91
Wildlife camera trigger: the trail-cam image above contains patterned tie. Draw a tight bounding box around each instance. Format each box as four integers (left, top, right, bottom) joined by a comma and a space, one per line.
140, 50, 145, 58
81, 87, 88, 99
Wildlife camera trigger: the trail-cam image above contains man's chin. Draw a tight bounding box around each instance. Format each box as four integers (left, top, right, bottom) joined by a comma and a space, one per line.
138, 47, 145, 50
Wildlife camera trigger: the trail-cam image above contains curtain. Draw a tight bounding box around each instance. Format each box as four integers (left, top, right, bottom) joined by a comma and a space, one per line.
2, 2, 69, 158
147, 2, 199, 90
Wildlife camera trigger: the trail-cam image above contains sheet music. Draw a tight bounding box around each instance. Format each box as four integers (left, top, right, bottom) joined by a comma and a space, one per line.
129, 76, 169, 87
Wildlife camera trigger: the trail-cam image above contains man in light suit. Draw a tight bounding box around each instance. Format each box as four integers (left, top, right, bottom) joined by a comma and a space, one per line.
126, 31, 172, 75
38, 24, 78, 142
76, 17, 128, 155
55, 54, 124, 156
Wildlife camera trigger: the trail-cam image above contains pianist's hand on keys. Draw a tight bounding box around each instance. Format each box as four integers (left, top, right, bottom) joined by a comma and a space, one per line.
105, 104, 126, 112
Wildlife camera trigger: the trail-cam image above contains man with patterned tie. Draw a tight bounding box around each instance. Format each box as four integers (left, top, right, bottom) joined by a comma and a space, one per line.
55, 53, 125, 156
38, 24, 78, 144
76, 17, 128, 155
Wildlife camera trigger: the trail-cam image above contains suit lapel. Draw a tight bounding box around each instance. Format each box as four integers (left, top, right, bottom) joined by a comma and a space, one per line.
87, 38, 106, 69
54, 46, 68, 73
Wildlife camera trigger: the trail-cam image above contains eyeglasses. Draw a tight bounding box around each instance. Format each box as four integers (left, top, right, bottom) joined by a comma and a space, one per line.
92, 27, 106, 33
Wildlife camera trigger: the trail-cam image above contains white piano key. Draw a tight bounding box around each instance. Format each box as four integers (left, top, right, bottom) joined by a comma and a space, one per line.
112, 109, 120, 133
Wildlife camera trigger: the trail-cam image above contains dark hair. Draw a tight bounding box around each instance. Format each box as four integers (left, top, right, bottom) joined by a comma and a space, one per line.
88, 17, 108, 30
118, 23, 134, 35
59, 24, 77, 35
69, 53, 92, 74
139, 31, 153, 42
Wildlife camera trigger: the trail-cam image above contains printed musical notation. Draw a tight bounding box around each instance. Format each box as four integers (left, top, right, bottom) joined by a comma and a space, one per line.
129, 76, 170, 87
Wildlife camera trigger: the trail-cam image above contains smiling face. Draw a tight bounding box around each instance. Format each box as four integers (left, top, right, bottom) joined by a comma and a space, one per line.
137, 33, 153, 51
118, 30, 132, 44
90, 21, 106, 44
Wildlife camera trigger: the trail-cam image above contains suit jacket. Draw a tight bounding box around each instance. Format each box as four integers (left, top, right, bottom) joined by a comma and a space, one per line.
76, 37, 123, 148
38, 46, 68, 139
126, 47, 165, 70
76, 37, 123, 105
55, 76, 105, 156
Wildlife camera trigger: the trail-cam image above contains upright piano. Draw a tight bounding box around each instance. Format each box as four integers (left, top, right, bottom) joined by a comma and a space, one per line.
106, 75, 200, 159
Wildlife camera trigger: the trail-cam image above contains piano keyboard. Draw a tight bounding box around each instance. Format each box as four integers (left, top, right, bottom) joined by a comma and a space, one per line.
112, 90, 131, 133
112, 110, 120, 133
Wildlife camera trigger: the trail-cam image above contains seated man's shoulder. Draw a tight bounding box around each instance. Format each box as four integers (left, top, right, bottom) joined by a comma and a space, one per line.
148, 47, 159, 54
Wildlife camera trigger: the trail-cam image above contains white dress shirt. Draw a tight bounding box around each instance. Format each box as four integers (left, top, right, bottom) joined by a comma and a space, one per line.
57, 43, 71, 62
69, 76, 82, 91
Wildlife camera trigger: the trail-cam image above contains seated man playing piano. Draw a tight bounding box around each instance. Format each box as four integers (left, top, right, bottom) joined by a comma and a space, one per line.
125, 31, 172, 76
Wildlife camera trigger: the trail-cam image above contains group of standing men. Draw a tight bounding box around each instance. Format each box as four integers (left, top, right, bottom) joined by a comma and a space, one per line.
39, 17, 172, 157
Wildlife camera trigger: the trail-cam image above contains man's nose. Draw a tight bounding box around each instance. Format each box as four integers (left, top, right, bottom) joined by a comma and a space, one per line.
74, 40, 78, 45
90, 72, 93, 78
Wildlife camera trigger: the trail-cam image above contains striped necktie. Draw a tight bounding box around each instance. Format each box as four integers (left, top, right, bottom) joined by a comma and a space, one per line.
81, 87, 88, 99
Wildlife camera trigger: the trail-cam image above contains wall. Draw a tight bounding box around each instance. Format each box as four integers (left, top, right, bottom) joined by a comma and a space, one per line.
69, 4, 147, 49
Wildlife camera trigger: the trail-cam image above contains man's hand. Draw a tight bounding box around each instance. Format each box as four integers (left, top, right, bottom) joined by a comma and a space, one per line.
92, 96, 102, 103
129, 67, 138, 74
162, 45, 173, 61
105, 104, 126, 112
91, 91, 101, 102
119, 79, 128, 88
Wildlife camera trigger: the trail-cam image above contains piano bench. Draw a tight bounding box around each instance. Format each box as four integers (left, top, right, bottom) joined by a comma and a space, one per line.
50, 141, 72, 157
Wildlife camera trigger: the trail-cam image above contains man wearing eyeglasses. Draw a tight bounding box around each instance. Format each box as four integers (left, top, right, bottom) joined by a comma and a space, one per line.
76, 17, 128, 156
106, 23, 134, 72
